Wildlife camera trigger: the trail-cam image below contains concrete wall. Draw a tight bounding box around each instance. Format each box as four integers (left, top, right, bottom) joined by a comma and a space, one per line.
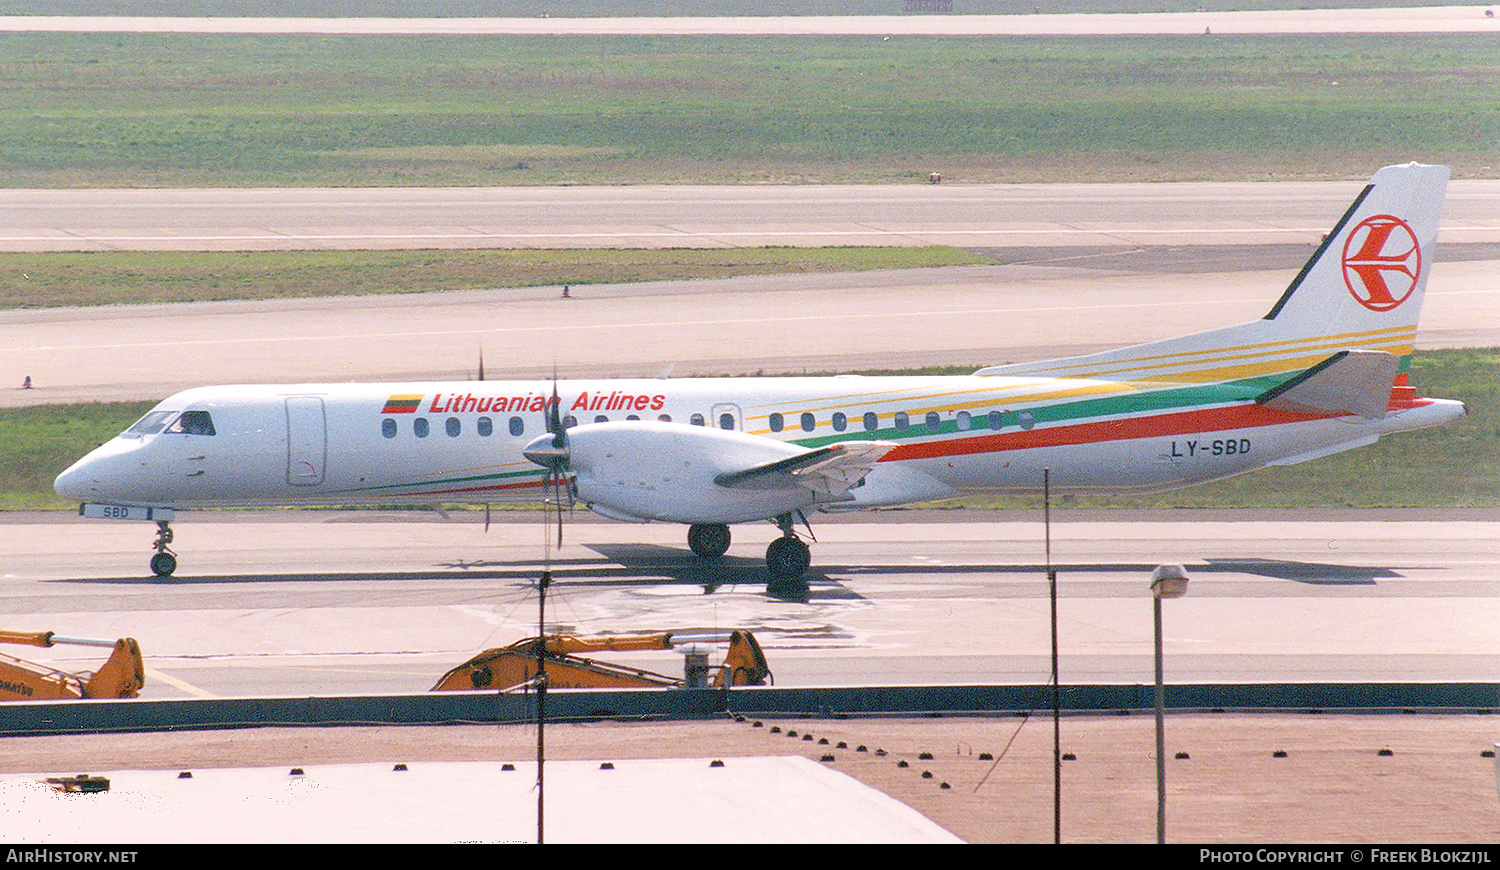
2, 683, 1497, 737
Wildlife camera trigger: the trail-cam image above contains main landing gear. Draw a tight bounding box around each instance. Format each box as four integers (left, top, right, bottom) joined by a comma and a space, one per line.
687, 522, 732, 560
766, 513, 812, 598
688, 518, 811, 597
149, 520, 177, 578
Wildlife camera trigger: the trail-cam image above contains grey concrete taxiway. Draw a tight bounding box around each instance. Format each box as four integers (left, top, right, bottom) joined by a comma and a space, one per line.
4, 509, 1496, 700
4, 180, 1500, 252
3, 178, 1498, 406
4, 255, 1496, 407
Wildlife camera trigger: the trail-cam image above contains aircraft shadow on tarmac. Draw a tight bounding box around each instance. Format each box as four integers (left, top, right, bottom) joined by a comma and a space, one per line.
580, 543, 861, 599
57, 544, 863, 601
58, 554, 1394, 592
1197, 557, 1395, 585
837, 557, 1399, 586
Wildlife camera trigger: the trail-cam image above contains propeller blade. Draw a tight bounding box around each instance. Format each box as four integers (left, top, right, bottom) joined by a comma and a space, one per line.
534, 370, 567, 551
548, 379, 565, 450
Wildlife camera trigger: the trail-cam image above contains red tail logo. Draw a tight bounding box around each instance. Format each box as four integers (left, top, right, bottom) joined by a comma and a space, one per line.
1342, 215, 1421, 312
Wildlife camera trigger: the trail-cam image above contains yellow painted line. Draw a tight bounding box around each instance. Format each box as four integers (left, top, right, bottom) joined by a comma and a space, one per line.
145, 668, 217, 699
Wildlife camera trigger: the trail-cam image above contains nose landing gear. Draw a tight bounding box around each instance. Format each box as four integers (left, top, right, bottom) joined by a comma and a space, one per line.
149, 521, 176, 578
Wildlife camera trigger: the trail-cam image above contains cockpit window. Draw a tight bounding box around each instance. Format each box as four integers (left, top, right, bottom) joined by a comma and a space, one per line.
165, 410, 216, 436
126, 410, 177, 436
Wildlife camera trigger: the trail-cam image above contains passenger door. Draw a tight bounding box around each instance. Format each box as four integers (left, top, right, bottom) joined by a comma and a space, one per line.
285, 396, 327, 486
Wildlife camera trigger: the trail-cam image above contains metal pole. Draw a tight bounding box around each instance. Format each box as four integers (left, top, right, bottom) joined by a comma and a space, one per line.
1149, 563, 1188, 845
537, 569, 550, 846
1045, 467, 1060, 845
1154, 591, 1166, 845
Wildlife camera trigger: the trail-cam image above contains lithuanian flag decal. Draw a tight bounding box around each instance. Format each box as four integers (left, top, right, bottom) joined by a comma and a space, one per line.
381, 394, 423, 414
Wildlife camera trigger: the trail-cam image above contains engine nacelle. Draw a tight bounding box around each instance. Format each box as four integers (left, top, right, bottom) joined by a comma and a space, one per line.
564, 421, 817, 524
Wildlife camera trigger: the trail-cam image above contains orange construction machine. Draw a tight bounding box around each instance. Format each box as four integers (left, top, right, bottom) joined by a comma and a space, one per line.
432, 629, 771, 692
0, 630, 145, 700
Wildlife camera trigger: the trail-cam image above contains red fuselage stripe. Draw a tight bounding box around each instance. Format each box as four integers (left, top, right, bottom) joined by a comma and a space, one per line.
882, 403, 1333, 462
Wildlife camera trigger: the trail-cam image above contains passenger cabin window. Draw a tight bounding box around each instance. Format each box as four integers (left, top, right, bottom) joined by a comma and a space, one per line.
863, 412, 879, 432
382, 419, 397, 439
894, 412, 909, 430
127, 410, 177, 436
166, 410, 216, 436
563, 415, 578, 429
658, 414, 672, 422
509, 416, 524, 436
690, 413, 705, 426
594, 415, 609, 424
956, 411, 971, 430
925, 411, 941, 432
478, 417, 493, 437
414, 418, 429, 438
831, 412, 847, 432
719, 413, 735, 431
769, 413, 784, 433
1018, 410, 1036, 430
989, 410, 1004, 430
799, 412, 815, 432
446, 417, 461, 437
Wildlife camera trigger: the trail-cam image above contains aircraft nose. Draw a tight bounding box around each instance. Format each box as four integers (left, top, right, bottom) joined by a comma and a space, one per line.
55, 439, 137, 501
54, 457, 98, 500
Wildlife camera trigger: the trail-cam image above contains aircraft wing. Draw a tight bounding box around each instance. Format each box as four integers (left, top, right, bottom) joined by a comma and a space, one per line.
715, 441, 897, 498
1255, 350, 1400, 419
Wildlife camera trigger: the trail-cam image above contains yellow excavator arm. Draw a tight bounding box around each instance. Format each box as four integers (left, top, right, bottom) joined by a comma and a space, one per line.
433, 629, 771, 692
0, 631, 144, 701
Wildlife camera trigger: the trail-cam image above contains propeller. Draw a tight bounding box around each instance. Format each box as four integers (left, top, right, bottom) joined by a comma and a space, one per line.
522, 378, 571, 550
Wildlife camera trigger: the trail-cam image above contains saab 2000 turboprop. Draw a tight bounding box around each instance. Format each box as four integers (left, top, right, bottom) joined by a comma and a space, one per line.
55, 164, 1466, 593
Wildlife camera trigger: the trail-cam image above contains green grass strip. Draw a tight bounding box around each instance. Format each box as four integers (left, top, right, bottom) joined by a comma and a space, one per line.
1, 32, 1497, 187
0, 246, 996, 309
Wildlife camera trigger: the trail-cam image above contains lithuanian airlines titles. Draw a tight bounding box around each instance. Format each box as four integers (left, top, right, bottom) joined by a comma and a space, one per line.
56, 164, 1466, 594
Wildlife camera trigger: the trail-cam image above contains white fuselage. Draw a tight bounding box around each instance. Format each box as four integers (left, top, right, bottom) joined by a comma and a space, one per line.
54, 376, 1465, 521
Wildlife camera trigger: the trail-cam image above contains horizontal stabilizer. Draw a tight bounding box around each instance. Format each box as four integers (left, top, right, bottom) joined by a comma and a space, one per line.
715, 441, 896, 497
1255, 350, 1400, 419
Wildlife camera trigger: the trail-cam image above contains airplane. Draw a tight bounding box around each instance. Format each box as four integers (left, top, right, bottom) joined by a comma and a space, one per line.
55, 163, 1466, 595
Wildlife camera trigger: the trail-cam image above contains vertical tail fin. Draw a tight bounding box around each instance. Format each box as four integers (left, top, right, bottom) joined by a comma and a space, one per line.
1261, 162, 1446, 337
978, 163, 1449, 385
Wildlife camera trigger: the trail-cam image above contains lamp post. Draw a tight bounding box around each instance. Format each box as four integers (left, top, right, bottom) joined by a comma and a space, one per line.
1151, 564, 1189, 845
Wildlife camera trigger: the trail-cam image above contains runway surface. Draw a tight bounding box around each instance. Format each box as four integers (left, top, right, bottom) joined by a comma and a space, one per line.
4, 256, 1495, 406
3, 177, 1498, 405
4, 510, 1497, 699
5, 181, 1500, 252
3, 7, 1498, 36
